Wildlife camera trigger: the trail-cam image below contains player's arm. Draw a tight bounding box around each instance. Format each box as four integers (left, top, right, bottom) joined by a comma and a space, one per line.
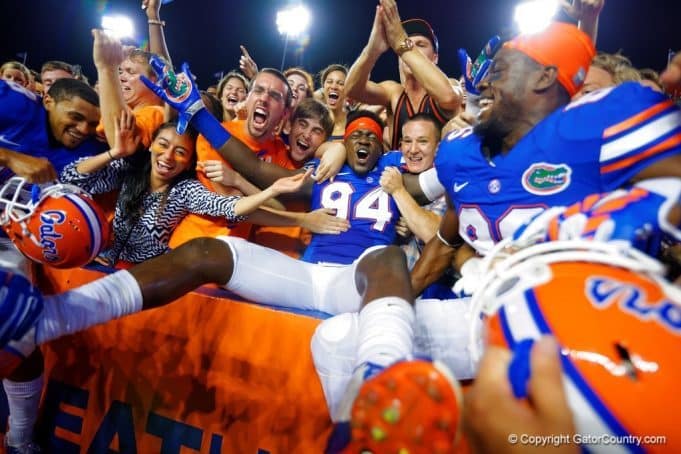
344, 5, 394, 107
138, 60, 315, 201
380, 0, 462, 113
403, 167, 445, 205
143, 0, 172, 66
0, 148, 56, 183
380, 166, 440, 242
631, 155, 681, 181
410, 197, 460, 297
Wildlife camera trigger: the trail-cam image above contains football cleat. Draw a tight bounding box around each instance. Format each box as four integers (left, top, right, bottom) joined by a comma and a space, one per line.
0, 177, 109, 268
344, 359, 462, 454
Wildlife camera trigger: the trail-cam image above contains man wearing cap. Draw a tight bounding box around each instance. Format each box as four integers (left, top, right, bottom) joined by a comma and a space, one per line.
408, 21, 681, 297
345, 0, 462, 150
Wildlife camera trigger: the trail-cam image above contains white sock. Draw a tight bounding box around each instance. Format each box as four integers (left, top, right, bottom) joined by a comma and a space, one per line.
36, 271, 143, 344
2, 375, 43, 447
356, 297, 415, 370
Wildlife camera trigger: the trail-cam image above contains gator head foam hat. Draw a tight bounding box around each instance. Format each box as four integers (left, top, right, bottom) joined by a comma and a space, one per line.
402, 18, 439, 54
504, 21, 596, 97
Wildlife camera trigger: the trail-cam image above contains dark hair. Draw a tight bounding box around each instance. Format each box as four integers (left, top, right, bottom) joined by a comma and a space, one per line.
291, 98, 334, 138
201, 90, 224, 122
249, 68, 293, 108
346, 109, 385, 131
402, 18, 439, 54
404, 112, 442, 137
47, 78, 99, 107
119, 122, 198, 221
41, 60, 75, 76
319, 64, 348, 87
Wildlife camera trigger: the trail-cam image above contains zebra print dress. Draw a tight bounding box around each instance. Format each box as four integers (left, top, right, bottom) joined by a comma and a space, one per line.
61, 158, 245, 264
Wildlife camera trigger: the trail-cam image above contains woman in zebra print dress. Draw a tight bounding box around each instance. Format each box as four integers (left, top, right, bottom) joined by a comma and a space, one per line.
61, 113, 313, 267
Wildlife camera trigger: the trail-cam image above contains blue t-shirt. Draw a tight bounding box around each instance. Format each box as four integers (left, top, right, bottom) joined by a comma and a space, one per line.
302, 151, 403, 264
435, 82, 681, 254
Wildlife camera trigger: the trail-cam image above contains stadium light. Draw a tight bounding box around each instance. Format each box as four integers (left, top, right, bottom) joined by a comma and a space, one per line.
101, 15, 134, 39
514, 0, 559, 34
276, 5, 311, 38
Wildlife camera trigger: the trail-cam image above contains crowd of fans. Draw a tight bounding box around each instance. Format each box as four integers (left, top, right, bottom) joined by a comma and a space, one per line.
2, 0, 681, 452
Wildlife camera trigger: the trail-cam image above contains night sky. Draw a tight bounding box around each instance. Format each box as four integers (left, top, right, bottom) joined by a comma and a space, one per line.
1, 0, 680, 88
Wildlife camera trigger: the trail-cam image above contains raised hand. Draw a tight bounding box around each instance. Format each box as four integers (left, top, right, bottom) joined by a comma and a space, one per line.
92, 29, 125, 70
270, 168, 313, 195
379, 0, 408, 53
111, 109, 141, 159
457, 35, 501, 96
239, 45, 258, 80
139, 57, 205, 134
366, 4, 390, 57
560, 0, 605, 22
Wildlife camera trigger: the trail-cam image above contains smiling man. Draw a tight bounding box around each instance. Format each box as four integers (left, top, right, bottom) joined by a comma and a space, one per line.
0, 76, 102, 453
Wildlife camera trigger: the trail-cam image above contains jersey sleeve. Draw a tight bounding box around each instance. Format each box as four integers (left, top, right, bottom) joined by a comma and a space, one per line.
0, 80, 47, 153
562, 83, 681, 189
434, 129, 471, 193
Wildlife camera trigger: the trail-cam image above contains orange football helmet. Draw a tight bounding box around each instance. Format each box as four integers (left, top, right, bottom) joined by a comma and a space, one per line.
0, 177, 110, 268
469, 240, 681, 453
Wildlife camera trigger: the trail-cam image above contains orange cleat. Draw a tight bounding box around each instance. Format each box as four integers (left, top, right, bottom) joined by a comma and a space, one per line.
344, 359, 463, 454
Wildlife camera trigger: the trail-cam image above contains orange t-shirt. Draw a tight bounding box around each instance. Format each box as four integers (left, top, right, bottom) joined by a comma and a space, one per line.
169, 120, 291, 248
96, 104, 165, 148
94, 105, 165, 228
249, 144, 311, 258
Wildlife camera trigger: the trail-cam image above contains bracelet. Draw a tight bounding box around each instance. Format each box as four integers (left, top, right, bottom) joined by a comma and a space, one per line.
107, 149, 115, 160
148, 19, 165, 26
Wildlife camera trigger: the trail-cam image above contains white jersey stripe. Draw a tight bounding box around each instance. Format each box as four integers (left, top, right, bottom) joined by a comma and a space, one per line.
601, 110, 681, 163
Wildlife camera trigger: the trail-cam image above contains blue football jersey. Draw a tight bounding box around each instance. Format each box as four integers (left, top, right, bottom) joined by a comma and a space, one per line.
302, 151, 403, 264
435, 82, 681, 254
0, 79, 105, 178
0, 80, 49, 156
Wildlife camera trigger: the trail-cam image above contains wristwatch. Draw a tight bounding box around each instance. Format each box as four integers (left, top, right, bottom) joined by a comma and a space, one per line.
395, 38, 414, 57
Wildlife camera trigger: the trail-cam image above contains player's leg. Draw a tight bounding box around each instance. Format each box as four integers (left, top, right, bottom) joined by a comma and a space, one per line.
215, 236, 320, 310
327, 246, 463, 453
1, 238, 43, 453
0, 238, 237, 378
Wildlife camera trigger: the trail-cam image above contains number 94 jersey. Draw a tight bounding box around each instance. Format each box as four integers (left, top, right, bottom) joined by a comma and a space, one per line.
436, 82, 681, 255
302, 151, 403, 265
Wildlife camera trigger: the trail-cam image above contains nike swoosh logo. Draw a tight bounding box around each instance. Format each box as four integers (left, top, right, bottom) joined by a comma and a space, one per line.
0, 135, 20, 148
453, 182, 469, 192
335, 172, 352, 176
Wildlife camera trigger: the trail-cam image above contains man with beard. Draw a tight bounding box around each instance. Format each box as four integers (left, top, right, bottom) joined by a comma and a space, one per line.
408, 21, 681, 297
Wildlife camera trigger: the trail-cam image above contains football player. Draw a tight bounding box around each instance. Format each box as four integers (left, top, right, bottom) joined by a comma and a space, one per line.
0, 76, 104, 452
